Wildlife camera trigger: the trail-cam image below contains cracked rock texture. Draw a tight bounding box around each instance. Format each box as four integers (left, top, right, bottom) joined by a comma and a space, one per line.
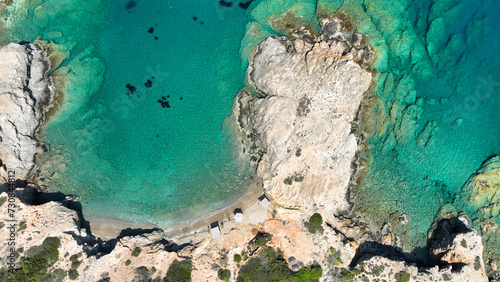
0, 43, 53, 181
245, 36, 372, 215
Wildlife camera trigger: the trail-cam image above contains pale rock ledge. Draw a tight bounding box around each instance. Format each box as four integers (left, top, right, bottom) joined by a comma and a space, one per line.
242, 36, 372, 215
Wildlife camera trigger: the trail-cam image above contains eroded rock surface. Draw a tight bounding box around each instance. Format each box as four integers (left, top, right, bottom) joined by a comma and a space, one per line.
243, 36, 372, 215
0, 43, 53, 181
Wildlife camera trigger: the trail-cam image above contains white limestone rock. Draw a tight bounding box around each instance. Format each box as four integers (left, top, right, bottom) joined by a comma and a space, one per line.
246, 36, 372, 215
0, 43, 53, 181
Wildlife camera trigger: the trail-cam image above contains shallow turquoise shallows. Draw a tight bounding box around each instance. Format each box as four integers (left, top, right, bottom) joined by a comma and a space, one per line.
2, 0, 256, 226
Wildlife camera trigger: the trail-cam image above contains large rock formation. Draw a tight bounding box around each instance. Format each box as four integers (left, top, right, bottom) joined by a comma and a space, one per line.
459, 156, 500, 277
460, 156, 500, 224
240, 36, 372, 215
0, 43, 53, 181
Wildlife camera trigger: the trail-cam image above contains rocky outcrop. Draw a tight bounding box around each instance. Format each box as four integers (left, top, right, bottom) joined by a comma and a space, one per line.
346, 218, 488, 281
459, 156, 500, 278
460, 156, 500, 224
0, 43, 53, 181
240, 35, 372, 216
428, 218, 488, 280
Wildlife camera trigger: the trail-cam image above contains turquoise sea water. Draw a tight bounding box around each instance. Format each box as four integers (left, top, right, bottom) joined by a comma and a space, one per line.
1, 0, 500, 261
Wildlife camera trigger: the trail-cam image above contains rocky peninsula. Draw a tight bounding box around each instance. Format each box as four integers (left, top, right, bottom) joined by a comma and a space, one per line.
0, 18, 492, 282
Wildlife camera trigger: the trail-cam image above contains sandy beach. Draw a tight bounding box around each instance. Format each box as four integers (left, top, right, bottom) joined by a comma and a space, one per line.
87, 179, 266, 240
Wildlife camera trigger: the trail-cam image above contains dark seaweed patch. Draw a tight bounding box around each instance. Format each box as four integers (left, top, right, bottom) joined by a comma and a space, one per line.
193, 17, 198, 21
144, 79, 153, 88
148, 27, 154, 34
154, 36, 158, 40
157, 99, 170, 108
239, 0, 253, 9
126, 84, 137, 94
125, 1, 136, 10
219, 0, 233, 7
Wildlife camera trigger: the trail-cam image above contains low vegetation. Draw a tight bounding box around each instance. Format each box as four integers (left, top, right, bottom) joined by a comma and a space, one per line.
327, 247, 343, 265
19, 220, 27, 230
131, 247, 142, 257
68, 269, 79, 280
163, 259, 192, 282
234, 254, 242, 263
9, 236, 61, 281
135, 266, 156, 281
218, 268, 231, 281
237, 246, 322, 282
305, 213, 324, 234
295, 148, 302, 157
253, 232, 272, 247
70, 254, 82, 269
339, 267, 364, 281
395, 271, 410, 282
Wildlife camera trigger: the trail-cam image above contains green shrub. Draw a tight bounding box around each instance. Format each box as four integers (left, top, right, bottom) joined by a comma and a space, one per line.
218, 269, 231, 281
131, 247, 142, 257
234, 254, 242, 263
0, 197, 6, 207
68, 269, 79, 280
163, 260, 192, 282
340, 268, 364, 281
19, 221, 27, 230
305, 213, 324, 234
474, 256, 482, 271
125, 259, 131, 266
309, 213, 322, 225
136, 266, 152, 281
295, 176, 304, 182
254, 233, 272, 247
296, 265, 323, 281
370, 265, 384, 276
328, 248, 343, 265
237, 247, 322, 282
70, 254, 81, 269
48, 268, 67, 281
461, 239, 467, 248
284, 178, 293, 185
442, 273, 451, 281
295, 149, 302, 157
395, 271, 410, 282
9, 237, 60, 282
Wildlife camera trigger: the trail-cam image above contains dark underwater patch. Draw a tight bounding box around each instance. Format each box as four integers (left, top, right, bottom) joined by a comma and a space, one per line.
126, 84, 137, 94
125, 1, 137, 10
219, 1, 233, 7
239, 0, 253, 9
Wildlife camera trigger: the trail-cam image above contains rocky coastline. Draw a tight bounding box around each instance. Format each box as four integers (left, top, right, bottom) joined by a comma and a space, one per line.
0, 17, 493, 282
